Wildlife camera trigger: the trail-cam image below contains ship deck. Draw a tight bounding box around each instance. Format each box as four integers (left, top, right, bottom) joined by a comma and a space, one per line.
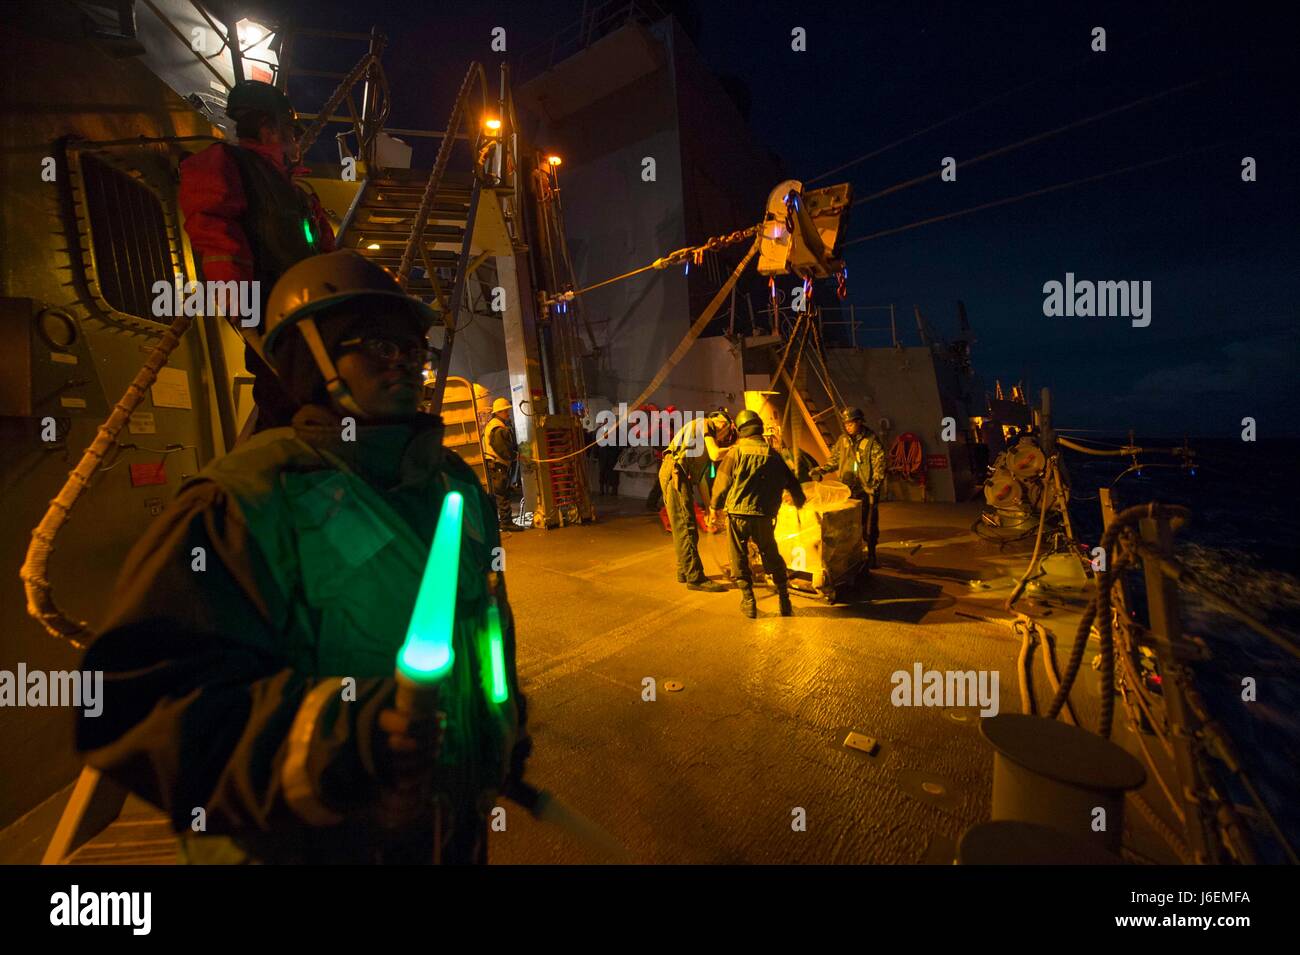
1, 497, 1185, 864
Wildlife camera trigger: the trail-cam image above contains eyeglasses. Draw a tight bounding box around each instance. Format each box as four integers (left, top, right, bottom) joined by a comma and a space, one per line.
338, 337, 427, 363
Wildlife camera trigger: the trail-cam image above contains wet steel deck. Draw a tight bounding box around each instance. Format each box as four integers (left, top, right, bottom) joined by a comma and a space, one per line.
2, 497, 1183, 864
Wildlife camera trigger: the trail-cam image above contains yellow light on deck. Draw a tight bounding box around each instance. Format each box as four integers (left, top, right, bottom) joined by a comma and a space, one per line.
547, 155, 563, 167
484, 117, 502, 134
366, 242, 381, 250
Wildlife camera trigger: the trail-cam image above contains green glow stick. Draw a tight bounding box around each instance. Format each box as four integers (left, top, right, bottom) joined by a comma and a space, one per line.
397, 491, 463, 684
486, 599, 509, 704
302, 217, 315, 247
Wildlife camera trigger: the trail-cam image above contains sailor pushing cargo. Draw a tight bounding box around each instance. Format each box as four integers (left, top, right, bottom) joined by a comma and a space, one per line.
709, 410, 806, 617
658, 408, 736, 590
812, 407, 886, 567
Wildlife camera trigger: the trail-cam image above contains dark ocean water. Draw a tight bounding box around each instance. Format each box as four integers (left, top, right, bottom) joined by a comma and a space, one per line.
1060, 436, 1300, 861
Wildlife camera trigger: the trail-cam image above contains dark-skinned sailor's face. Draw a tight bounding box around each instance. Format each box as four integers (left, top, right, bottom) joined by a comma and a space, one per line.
332, 311, 427, 418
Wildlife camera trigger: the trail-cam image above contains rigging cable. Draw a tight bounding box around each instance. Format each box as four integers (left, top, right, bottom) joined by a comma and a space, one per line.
840, 137, 1240, 248
805, 13, 1187, 185
850, 74, 1211, 208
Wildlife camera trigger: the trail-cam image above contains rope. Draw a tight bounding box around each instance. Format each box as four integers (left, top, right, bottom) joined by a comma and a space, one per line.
297, 52, 383, 157
21, 311, 195, 647
546, 225, 760, 304
1131, 791, 1195, 864
527, 236, 763, 464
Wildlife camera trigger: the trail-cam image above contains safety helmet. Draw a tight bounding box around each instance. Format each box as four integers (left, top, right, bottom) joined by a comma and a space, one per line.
263, 251, 437, 357
491, 397, 511, 415
711, 407, 734, 425
842, 407, 866, 425
226, 80, 296, 123
263, 251, 438, 416
735, 409, 763, 437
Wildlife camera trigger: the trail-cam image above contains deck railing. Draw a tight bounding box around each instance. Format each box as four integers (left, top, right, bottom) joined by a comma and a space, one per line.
516, 0, 669, 81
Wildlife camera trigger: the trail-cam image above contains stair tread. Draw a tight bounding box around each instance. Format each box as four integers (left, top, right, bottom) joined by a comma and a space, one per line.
351, 220, 465, 233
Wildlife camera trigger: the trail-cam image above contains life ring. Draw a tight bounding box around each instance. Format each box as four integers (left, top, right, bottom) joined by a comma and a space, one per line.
889, 432, 925, 481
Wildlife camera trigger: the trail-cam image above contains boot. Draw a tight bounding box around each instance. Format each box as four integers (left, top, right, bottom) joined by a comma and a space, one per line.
868, 549, 879, 569
739, 587, 756, 618
778, 590, 793, 617
687, 579, 725, 593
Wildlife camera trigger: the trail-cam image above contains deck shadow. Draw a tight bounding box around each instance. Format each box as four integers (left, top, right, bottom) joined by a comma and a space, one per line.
782, 574, 951, 623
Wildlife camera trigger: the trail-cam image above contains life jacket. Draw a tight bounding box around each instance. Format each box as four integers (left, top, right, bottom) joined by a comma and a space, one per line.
828, 431, 884, 491
482, 417, 514, 466
217, 143, 321, 302
183, 421, 519, 859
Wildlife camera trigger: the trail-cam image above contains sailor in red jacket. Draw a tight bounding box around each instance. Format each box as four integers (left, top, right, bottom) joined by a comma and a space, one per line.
180, 80, 336, 430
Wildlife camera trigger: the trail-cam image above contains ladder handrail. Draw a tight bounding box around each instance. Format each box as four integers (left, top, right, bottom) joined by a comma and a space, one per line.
395, 62, 495, 289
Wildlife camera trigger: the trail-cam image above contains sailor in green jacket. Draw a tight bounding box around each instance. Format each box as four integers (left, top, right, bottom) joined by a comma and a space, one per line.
658, 408, 735, 591
811, 407, 887, 567
709, 410, 806, 618
76, 251, 529, 864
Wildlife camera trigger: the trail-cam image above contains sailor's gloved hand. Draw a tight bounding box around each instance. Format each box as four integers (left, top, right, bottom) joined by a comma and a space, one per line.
811, 470, 824, 482
375, 702, 445, 789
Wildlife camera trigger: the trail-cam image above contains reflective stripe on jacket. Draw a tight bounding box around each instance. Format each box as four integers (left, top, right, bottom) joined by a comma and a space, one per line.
483, 417, 516, 466
818, 432, 886, 494
179, 140, 335, 291
710, 436, 806, 517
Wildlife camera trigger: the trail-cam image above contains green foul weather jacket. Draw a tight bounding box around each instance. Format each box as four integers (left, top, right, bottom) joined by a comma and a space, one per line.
814, 431, 887, 496
710, 436, 806, 517
76, 405, 527, 863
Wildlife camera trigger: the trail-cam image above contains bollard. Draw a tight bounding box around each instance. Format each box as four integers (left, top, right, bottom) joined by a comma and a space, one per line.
980, 713, 1146, 854
957, 820, 1123, 864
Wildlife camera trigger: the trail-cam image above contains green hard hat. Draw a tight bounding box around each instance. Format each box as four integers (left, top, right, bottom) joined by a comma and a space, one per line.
226, 80, 296, 122
735, 409, 763, 436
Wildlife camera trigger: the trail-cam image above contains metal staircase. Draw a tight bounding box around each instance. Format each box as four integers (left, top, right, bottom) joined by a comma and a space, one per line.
298, 45, 595, 528
794, 374, 841, 451
336, 170, 477, 309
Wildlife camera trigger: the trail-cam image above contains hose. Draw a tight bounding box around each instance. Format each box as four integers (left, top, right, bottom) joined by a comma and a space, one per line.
1004, 459, 1056, 611
1013, 617, 1035, 715
1039, 627, 1078, 725
21, 311, 194, 647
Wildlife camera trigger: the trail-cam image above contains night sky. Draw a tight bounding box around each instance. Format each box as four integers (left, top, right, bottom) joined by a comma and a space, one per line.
273, 0, 1298, 437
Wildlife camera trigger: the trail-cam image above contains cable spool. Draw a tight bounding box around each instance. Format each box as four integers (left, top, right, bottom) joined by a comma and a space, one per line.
985, 467, 1023, 508
1008, 439, 1046, 479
